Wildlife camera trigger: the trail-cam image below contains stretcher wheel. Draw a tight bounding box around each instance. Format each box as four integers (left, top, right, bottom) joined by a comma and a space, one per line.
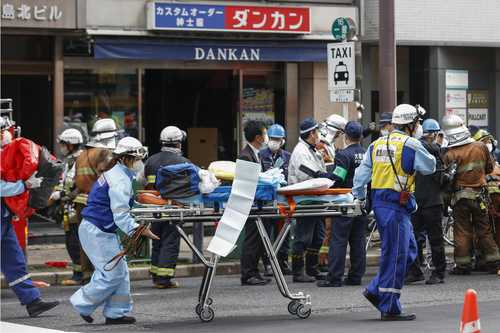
287, 300, 300, 315
206, 297, 213, 306
199, 307, 215, 322
195, 303, 202, 315
296, 304, 312, 319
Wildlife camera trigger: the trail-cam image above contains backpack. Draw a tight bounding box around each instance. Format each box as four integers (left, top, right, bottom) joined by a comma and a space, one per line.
155, 163, 201, 199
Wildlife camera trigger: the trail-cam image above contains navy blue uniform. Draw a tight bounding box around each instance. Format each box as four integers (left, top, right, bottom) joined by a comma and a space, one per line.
328, 143, 368, 284
259, 148, 291, 266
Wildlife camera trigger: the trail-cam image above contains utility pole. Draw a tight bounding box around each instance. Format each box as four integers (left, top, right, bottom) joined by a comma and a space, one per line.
379, 0, 396, 113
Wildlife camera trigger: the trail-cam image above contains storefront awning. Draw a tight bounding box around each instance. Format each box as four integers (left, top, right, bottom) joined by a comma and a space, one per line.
94, 38, 328, 62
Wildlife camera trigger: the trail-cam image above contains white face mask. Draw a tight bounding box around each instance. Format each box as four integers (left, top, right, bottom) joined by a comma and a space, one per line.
268, 140, 281, 152
380, 129, 389, 137
129, 159, 144, 174
486, 143, 493, 153
60, 145, 69, 156
1, 130, 12, 147
413, 125, 423, 139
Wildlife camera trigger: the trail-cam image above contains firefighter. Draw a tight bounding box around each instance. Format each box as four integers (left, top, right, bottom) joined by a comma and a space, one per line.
288, 118, 326, 282
259, 124, 292, 275
70, 137, 158, 325
317, 121, 368, 288
50, 128, 85, 285
442, 115, 500, 275
353, 104, 436, 321
144, 126, 188, 288
405, 118, 447, 285
74, 118, 118, 283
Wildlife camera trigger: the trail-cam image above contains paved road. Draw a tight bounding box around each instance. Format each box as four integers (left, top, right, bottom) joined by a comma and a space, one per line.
2, 272, 499, 332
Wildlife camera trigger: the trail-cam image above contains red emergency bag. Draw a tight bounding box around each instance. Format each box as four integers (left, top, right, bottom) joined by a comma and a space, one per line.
0, 137, 40, 219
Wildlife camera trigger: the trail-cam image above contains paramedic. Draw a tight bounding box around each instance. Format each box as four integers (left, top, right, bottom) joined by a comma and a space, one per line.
288, 118, 326, 283
70, 137, 158, 325
259, 124, 292, 276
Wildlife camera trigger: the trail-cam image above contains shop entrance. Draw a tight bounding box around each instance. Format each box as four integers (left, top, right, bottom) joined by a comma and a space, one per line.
144, 67, 284, 166
144, 69, 238, 166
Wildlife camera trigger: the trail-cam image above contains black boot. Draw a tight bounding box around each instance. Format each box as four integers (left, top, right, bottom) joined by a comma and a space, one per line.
279, 260, 292, 275
305, 249, 320, 278
292, 254, 314, 282
26, 299, 60, 318
381, 312, 416, 321
426, 272, 445, 285
105, 316, 136, 325
450, 266, 471, 275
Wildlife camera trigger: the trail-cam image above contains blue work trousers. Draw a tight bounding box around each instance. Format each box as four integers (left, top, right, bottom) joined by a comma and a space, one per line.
70, 220, 132, 319
1, 209, 40, 305
328, 216, 367, 283
366, 203, 417, 314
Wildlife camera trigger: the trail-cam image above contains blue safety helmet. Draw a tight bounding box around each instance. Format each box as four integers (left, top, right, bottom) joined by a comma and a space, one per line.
268, 124, 286, 138
379, 112, 393, 125
345, 121, 363, 140
422, 118, 440, 133
299, 118, 318, 134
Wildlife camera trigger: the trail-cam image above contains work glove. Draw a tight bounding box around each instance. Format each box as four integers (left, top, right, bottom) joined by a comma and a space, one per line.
25, 173, 44, 189
49, 191, 61, 201
353, 198, 367, 215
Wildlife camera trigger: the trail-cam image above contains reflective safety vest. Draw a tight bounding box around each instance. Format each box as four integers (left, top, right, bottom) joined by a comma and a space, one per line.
371, 132, 415, 192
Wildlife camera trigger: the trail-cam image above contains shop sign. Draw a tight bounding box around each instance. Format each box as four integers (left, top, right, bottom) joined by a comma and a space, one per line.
0, 0, 76, 29
331, 17, 356, 41
147, 2, 310, 33
467, 109, 488, 127
445, 89, 467, 108
327, 42, 355, 91
446, 108, 467, 125
445, 70, 468, 89
467, 90, 488, 109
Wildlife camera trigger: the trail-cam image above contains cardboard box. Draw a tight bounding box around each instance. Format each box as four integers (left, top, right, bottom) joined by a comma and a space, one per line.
187, 128, 218, 169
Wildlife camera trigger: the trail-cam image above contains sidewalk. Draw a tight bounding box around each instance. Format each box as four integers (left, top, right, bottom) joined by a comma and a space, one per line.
1, 236, 454, 288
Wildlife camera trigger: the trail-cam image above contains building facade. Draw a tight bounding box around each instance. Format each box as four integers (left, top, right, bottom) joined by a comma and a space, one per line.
1, 0, 359, 163
361, 0, 500, 137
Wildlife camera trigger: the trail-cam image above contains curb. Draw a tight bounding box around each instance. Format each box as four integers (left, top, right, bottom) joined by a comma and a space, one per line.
1, 250, 453, 289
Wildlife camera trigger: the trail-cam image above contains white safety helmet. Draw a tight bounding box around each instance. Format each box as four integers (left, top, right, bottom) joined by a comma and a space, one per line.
441, 114, 474, 148
57, 128, 83, 145
160, 126, 186, 144
87, 118, 118, 149
324, 114, 347, 133
391, 104, 425, 125
114, 137, 148, 159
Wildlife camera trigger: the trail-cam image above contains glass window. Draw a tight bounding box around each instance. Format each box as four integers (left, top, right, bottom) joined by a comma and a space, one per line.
64, 68, 139, 140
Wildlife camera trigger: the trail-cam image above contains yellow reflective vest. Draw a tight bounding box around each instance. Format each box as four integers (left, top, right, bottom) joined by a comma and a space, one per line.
371, 132, 415, 192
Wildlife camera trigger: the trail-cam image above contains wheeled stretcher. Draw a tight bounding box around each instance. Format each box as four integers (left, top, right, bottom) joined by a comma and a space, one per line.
131, 189, 363, 322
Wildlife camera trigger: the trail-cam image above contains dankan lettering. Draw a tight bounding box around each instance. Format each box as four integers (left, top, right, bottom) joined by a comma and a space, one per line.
194, 47, 261, 61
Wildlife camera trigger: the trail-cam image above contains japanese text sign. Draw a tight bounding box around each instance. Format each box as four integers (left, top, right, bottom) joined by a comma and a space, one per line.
1, 0, 76, 29
148, 2, 310, 34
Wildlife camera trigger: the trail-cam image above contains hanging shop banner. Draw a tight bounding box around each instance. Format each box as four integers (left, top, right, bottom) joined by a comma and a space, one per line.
467, 109, 488, 127
94, 38, 327, 62
147, 2, 310, 33
445, 90, 467, 108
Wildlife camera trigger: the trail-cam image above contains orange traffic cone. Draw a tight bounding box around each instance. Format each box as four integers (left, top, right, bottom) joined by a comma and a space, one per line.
460, 289, 480, 333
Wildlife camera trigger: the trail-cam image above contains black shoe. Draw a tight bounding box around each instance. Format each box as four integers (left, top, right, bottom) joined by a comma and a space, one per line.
317, 280, 342, 287
381, 312, 416, 321
241, 276, 270, 286
362, 289, 379, 310
450, 267, 471, 275
314, 272, 328, 281
26, 299, 60, 318
80, 314, 94, 323
344, 278, 362, 286
263, 265, 274, 277
293, 274, 315, 283
404, 274, 425, 284
425, 274, 444, 285
279, 261, 292, 275
105, 316, 136, 325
